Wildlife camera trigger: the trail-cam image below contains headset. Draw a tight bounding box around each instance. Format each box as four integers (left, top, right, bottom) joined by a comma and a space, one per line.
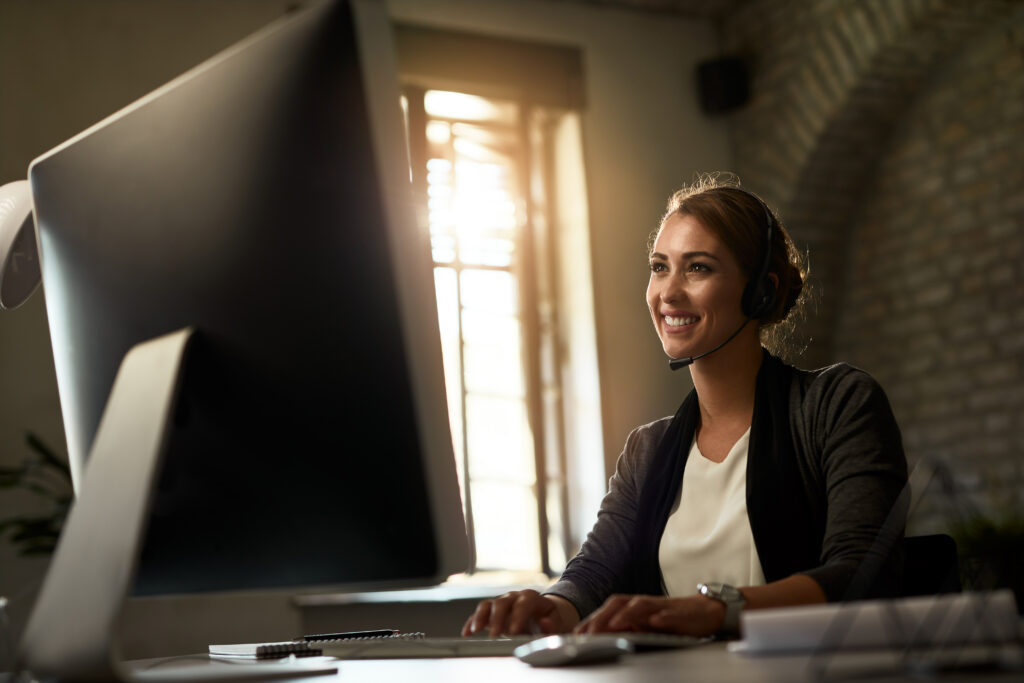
668, 187, 777, 371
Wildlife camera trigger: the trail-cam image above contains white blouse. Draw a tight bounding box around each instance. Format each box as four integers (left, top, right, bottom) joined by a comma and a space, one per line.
658, 428, 766, 596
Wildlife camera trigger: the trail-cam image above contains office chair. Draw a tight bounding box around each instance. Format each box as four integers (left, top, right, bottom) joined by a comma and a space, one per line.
902, 534, 962, 596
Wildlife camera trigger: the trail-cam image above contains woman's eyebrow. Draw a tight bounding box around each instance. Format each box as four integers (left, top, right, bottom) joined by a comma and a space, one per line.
681, 251, 722, 261
649, 250, 722, 261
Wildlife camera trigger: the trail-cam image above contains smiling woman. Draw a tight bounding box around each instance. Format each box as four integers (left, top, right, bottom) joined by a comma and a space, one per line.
651, 178, 808, 363
647, 212, 752, 369
463, 174, 909, 640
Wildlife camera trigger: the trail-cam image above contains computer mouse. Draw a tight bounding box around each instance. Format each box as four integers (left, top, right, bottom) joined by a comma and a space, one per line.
514, 634, 634, 667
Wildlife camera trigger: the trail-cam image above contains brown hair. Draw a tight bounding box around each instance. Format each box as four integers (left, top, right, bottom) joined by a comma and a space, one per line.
655, 174, 809, 353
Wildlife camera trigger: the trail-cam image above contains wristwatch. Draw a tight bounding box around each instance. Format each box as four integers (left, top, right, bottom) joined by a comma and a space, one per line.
696, 582, 746, 637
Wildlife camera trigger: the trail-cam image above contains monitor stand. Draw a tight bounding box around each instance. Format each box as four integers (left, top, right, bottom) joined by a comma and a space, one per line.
16, 328, 337, 681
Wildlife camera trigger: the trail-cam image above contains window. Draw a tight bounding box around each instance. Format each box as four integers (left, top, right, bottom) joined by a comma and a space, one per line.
395, 24, 603, 578
405, 88, 563, 573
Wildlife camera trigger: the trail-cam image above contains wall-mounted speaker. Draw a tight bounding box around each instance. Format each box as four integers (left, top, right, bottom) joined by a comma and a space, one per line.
696, 57, 750, 115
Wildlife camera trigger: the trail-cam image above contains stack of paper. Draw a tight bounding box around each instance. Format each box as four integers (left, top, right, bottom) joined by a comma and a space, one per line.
735, 590, 1019, 654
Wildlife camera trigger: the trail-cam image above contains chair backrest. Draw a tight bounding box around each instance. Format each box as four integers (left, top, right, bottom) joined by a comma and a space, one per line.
903, 534, 962, 596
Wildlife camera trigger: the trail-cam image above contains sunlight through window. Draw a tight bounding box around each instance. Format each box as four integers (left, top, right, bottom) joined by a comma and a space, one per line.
421, 90, 541, 571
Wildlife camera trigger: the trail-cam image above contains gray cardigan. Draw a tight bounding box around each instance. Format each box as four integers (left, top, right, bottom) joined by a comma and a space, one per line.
547, 357, 908, 618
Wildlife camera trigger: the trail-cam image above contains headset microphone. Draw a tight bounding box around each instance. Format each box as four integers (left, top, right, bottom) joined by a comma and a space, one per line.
665, 187, 777, 372
668, 318, 750, 370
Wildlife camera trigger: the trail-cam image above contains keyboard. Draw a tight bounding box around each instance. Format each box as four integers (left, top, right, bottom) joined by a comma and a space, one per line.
317, 632, 704, 659
319, 635, 532, 658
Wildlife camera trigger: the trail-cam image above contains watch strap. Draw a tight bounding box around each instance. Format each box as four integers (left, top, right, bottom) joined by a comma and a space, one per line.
697, 582, 745, 637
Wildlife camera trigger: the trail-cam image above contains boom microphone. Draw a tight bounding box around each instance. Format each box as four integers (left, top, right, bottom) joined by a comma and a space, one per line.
667, 318, 750, 371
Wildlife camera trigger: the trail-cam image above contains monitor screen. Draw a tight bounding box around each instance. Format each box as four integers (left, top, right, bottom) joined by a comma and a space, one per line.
28, 0, 469, 595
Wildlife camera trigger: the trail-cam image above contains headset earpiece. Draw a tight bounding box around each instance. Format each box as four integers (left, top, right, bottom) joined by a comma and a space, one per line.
741, 276, 776, 319
737, 189, 776, 320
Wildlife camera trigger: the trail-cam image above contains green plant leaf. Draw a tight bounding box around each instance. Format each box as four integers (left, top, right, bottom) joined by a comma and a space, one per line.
1, 433, 72, 556
0, 464, 30, 487
7, 517, 60, 542
23, 483, 58, 499
25, 432, 72, 480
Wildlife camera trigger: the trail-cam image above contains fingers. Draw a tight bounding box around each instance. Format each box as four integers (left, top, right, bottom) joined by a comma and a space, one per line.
648, 595, 725, 636
607, 598, 661, 632
486, 591, 518, 637
647, 608, 685, 632
506, 590, 552, 636
576, 595, 704, 634
535, 615, 558, 634
471, 593, 719, 637
574, 594, 623, 633
463, 590, 552, 638
462, 598, 493, 637
576, 594, 660, 634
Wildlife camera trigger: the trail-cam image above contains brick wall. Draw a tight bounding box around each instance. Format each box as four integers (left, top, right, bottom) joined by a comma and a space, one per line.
723, 0, 1019, 369
835, 13, 1024, 532
722, 0, 1024, 534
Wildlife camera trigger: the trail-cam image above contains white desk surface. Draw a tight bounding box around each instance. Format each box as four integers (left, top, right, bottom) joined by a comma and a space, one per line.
127, 642, 1024, 683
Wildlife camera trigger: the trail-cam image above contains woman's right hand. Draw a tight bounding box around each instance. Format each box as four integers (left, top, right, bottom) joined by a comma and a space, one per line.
461, 589, 579, 638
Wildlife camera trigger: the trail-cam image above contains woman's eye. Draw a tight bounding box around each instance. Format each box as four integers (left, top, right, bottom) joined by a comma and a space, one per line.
688, 262, 711, 273
650, 261, 667, 273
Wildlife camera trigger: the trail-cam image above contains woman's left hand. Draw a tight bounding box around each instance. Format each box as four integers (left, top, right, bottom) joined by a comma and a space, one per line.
573, 594, 726, 636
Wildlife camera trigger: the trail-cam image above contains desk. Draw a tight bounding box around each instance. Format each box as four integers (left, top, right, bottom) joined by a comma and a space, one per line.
126, 642, 1024, 683
330, 646, 775, 682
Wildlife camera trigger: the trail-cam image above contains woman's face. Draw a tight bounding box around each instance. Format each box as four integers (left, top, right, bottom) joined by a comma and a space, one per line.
646, 213, 749, 361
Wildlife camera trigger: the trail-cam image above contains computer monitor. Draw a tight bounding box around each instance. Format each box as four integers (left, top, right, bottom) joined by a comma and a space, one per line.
19, 0, 469, 677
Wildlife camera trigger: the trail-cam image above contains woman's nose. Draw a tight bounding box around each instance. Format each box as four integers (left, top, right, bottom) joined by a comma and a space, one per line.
660, 274, 685, 303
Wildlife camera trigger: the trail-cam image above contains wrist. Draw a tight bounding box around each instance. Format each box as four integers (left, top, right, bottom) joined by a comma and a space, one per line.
702, 593, 727, 630
696, 582, 745, 637
542, 593, 580, 631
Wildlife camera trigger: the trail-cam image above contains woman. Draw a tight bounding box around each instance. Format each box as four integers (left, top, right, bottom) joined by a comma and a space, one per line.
463, 176, 908, 639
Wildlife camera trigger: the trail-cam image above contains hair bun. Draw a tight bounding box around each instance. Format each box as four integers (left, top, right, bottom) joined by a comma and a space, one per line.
784, 263, 804, 316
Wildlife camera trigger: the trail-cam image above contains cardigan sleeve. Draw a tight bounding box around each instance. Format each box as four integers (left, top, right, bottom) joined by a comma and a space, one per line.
544, 419, 670, 618
793, 365, 909, 601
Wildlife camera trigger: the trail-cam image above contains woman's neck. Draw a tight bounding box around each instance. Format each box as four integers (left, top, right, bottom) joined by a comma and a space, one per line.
688, 335, 764, 430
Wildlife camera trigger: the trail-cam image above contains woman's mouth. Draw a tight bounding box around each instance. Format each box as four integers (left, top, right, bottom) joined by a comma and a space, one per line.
664, 314, 698, 327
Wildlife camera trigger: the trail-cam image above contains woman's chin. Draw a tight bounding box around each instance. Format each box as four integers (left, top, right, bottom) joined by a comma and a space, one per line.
663, 344, 696, 361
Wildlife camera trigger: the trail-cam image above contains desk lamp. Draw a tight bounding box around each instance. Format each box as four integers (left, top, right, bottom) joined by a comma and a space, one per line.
0, 180, 40, 310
